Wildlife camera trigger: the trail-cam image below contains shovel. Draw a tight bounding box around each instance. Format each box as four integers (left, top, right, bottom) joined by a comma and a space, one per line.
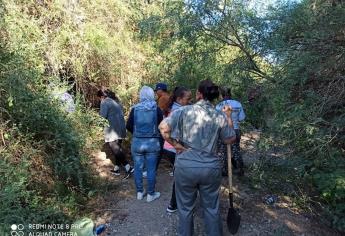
226, 144, 241, 234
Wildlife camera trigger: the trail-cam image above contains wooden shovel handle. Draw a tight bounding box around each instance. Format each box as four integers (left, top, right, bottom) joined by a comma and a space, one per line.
226, 144, 233, 208
227, 144, 233, 194
227, 144, 235, 208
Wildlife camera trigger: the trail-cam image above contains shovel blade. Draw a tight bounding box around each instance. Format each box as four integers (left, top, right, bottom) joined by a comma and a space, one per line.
227, 208, 241, 234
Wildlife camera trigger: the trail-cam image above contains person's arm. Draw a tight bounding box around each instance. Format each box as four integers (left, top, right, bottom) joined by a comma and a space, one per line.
159, 120, 186, 154
221, 105, 237, 144
99, 100, 108, 119
222, 105, 234, 128
126, 108, 134, 133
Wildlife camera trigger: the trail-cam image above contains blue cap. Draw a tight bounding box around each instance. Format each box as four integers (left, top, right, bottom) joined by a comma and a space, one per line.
155, 83, 168, 91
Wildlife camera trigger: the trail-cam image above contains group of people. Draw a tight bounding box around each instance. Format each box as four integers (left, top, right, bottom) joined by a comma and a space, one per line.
97, 80, 245, 236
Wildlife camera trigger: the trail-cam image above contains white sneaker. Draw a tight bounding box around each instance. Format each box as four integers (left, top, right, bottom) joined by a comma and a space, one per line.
137, 190, 146, 200
125, 164, 134, 173
110, 165, 120, 175
142, 171, 147, 178
146, 192, 160, 202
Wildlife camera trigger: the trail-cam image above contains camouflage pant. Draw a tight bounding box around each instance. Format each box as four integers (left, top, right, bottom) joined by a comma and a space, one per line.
217, 129, 243, 174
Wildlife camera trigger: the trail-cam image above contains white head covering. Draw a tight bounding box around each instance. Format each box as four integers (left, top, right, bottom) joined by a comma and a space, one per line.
139, 86, 155, 102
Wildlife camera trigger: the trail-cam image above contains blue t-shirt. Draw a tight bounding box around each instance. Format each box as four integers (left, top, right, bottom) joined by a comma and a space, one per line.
216, 99, 245, 129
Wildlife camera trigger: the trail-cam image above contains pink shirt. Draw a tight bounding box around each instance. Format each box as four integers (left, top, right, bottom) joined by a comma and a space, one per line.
162, 102, 182, 153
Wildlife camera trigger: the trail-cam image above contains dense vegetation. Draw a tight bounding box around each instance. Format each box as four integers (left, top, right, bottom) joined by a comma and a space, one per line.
137, 0, 345, 230
0, 0, 344, 233
0, 0, 145, 232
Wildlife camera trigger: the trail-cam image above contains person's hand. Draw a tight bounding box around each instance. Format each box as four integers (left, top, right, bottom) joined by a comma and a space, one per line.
222, 105, 232, 118
174, 142, 187, 154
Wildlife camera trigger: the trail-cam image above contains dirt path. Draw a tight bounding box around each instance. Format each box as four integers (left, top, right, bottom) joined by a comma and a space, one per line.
89, 131, 339, 236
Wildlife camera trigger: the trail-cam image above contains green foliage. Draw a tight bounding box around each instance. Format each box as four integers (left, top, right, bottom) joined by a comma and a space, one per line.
0, 0, 110, 228
0, 124, 72, 232
137, 0, 345, 231
1, 0, 344, 232
136, 0, 269, 129
0, 47, 97, 229
264, 0, 345, 230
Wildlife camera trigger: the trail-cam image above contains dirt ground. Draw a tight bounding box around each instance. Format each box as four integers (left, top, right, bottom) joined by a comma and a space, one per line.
88, 131, 340, 236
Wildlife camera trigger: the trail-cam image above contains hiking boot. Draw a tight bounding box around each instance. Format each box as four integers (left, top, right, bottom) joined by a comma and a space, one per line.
166, 205, 177, 213
146, 192, 160, 202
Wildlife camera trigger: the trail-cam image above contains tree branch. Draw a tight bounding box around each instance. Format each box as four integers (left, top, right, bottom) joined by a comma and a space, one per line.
200, 10, 267, 78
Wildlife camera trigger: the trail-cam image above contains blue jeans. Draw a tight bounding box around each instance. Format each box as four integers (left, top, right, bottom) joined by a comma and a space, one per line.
131, 137, 160, 195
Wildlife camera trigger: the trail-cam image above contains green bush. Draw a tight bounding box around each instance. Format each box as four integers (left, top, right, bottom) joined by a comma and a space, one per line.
265, 0, 345, 230
0, 123, 72, 232
0, 1, 101, 227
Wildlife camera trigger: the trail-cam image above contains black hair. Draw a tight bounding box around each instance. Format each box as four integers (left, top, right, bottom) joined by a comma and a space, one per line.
168, 86, 190, 108
220, 86, 232, 99
97, 89, 107, 98
197, 80, 219, 102
97, 88, 119, 102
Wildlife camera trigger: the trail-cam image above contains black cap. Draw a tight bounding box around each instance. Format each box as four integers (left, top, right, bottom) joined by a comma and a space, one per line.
154, 83, 168, 91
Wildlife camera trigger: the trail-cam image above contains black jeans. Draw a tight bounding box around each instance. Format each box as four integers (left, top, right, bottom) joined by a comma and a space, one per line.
155, 137, 165, 170
105, 140, 128, 167
162, 149, 177, 208
162, 149, 176, 166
